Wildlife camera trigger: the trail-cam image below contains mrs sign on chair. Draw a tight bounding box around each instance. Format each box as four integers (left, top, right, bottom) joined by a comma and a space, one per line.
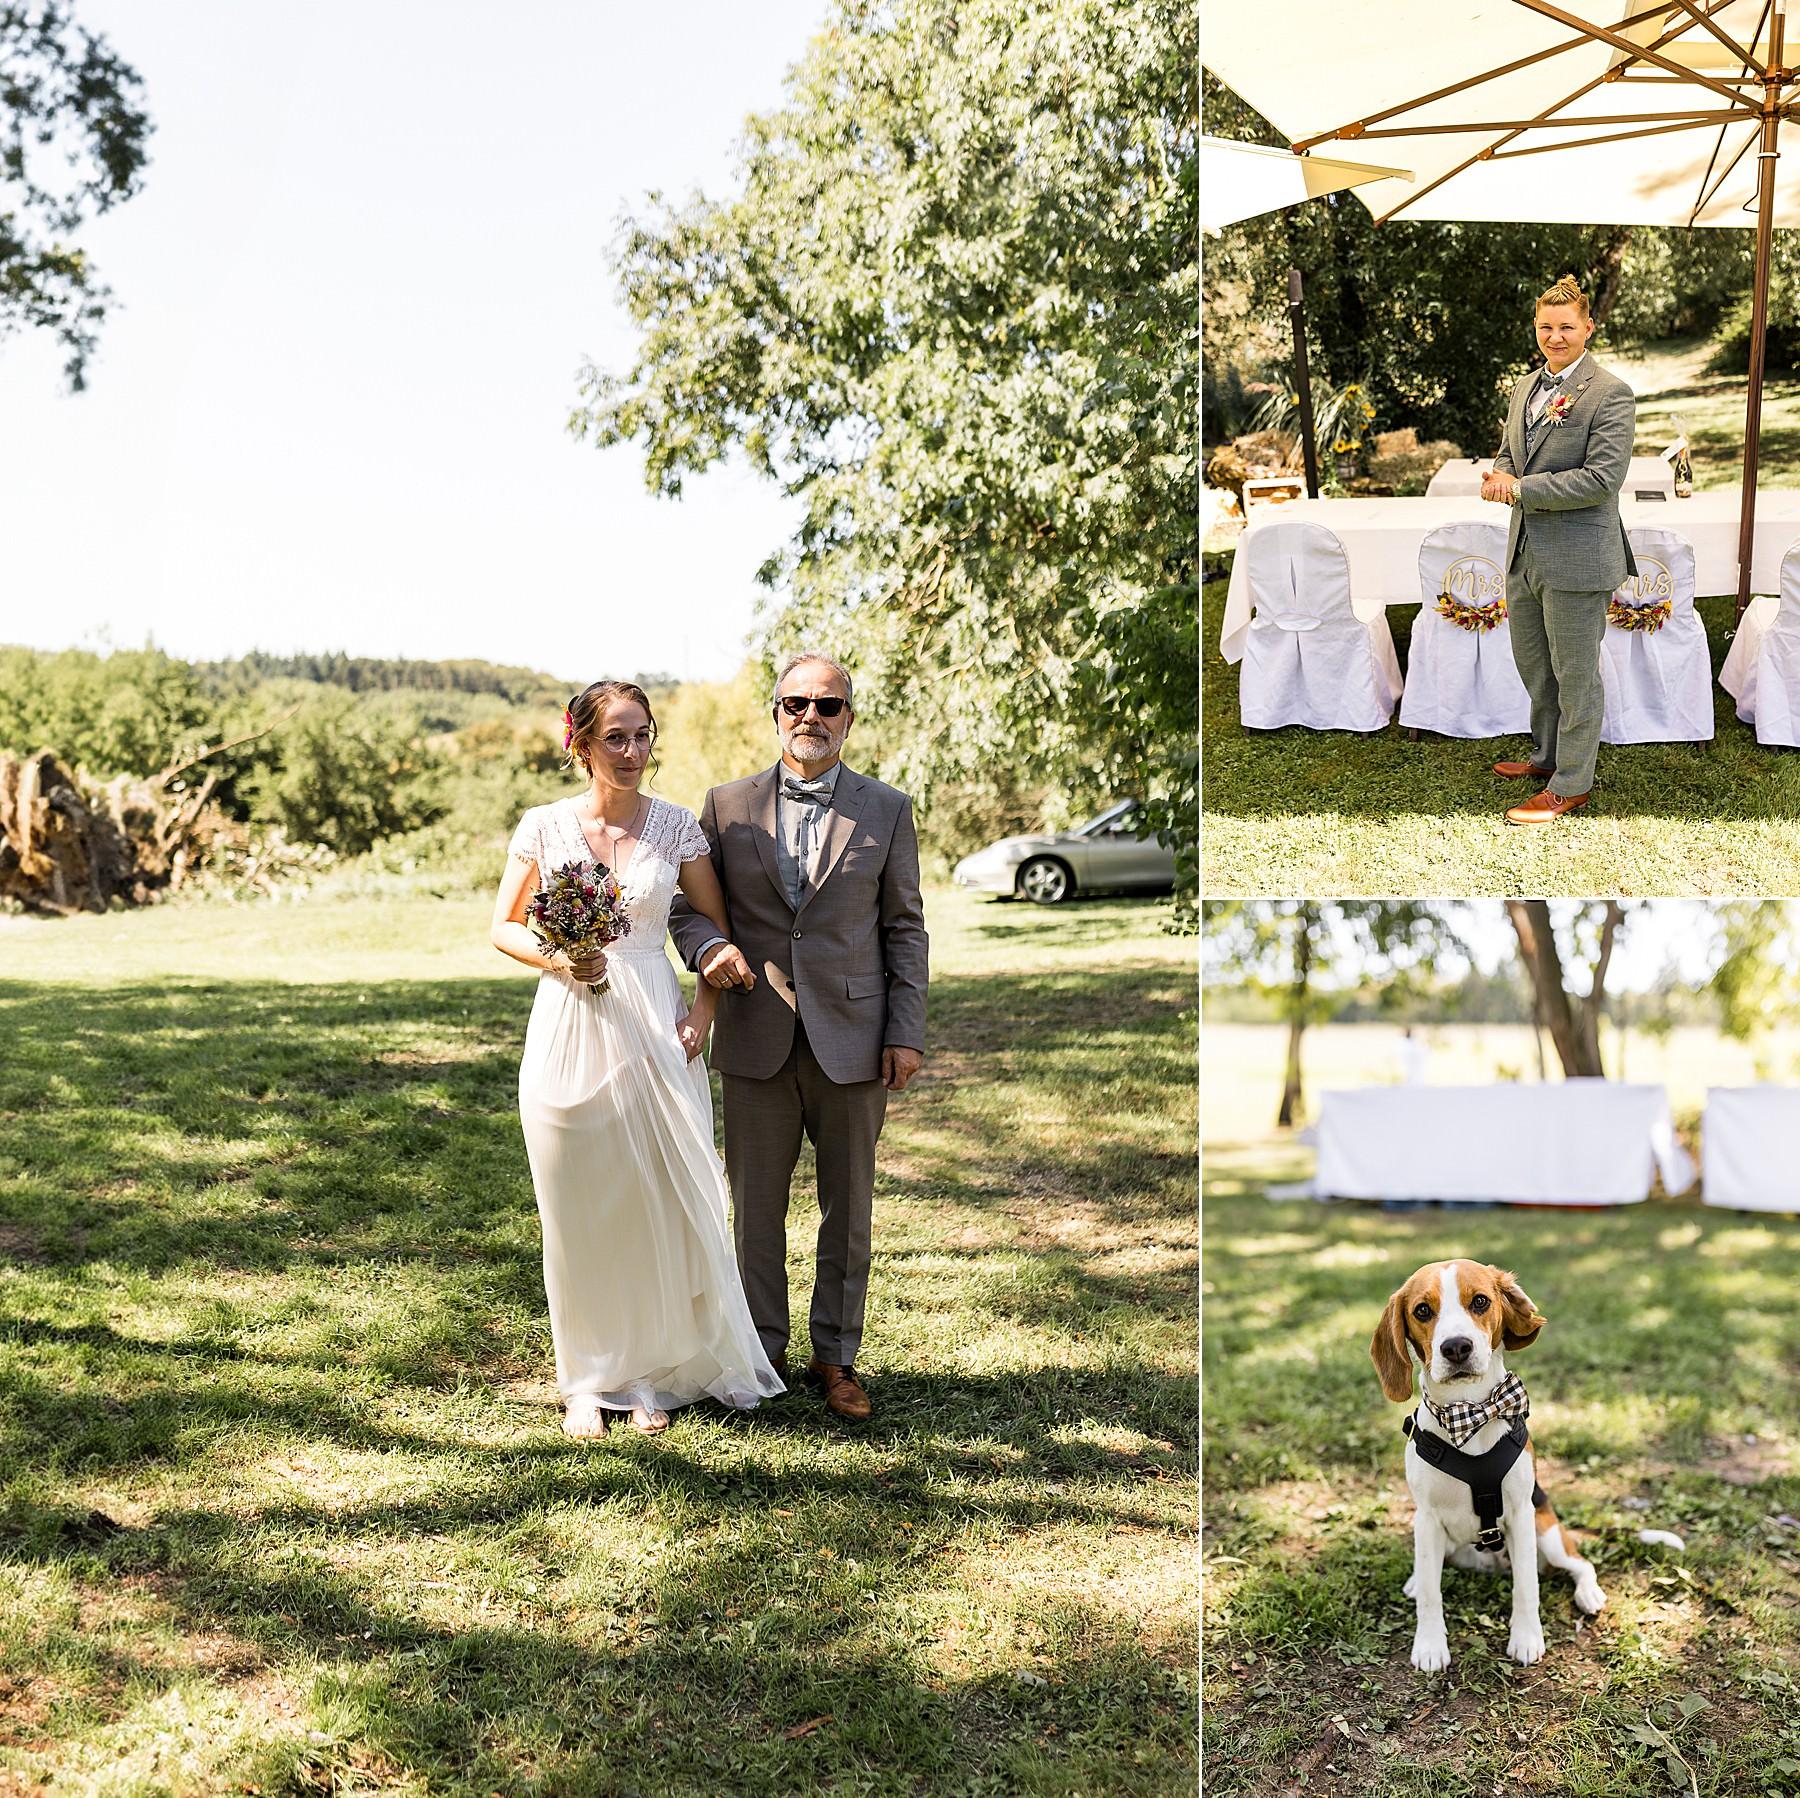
1599, 528, 1712, 744
1239, 519, 1404, 732
1398, 521, 1529, 739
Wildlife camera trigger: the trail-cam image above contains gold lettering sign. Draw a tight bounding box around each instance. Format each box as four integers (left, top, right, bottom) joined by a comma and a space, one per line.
1442, 555, 1504, 605
1620, 558, 1674, 604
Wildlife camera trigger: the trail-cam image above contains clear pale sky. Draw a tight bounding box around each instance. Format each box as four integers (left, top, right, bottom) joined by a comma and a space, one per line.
0, 2, 824, 683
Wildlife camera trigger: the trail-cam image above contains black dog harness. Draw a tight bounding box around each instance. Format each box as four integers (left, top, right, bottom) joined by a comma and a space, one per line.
1403, 1412, 1548, 1553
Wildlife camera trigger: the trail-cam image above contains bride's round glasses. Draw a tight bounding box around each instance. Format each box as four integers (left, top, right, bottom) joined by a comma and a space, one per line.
599, 728, 656, 755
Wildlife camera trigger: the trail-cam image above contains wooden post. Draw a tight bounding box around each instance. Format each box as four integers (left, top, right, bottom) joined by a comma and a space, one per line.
1288, 267, 1320, 498
1737, 8, 1784, 623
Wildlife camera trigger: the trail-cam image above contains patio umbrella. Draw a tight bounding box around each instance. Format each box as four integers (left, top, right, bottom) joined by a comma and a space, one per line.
1200, 135, 1413, 229
1205, 0, 1800, 617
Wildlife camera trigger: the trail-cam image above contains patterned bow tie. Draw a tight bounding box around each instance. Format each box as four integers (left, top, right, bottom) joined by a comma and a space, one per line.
1540, 369, 1564, 388
1420, 1371, 1530, 1447
781, 777, 833, 807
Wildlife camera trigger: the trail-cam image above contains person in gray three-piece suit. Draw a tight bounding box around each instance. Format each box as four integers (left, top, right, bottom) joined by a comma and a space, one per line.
1483, 274, 1639, 826
669, 652, 929, 1421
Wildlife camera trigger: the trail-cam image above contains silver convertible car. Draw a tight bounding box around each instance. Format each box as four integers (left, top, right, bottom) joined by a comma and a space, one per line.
951, 800, 1177, 905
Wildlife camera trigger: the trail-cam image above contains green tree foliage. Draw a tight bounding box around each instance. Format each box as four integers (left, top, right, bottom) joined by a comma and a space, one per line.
1, 4, 152, 386
1202, 900, 1459, 1125
575, 0, 1196, 877
193, 651, 582, 709
235, 690, 444, 857
0, 644, 213, 775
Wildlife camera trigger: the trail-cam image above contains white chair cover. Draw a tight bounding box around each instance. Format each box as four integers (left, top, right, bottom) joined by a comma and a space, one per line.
1398, 521, 1529, 738
1599, 528, 1712, 743
1239, 520, 1403, 732
1719, 541, 1800, 747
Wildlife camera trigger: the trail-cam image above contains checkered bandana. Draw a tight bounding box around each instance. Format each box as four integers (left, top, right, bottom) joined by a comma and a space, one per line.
1421, 1371, 1530, 1447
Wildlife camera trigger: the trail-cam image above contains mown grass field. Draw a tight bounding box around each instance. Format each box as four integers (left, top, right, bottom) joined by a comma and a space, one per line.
0, 886, 1196, 1795
1202, 349, 1800, 896
1201, 1024, 1800, 1798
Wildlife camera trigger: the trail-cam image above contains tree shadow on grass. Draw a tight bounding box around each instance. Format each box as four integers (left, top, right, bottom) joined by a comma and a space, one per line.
1202, 579, 1800, 823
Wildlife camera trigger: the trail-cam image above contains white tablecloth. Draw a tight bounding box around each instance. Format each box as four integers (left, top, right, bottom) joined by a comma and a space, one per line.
1426, 456, 1675, 500
1220, 490, 1800, 662
1702, 1088, 1800, 1212
1312, 1081, 1695, 1204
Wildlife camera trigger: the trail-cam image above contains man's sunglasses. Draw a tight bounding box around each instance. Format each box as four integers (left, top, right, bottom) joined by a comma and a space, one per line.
776, 695, 848, 718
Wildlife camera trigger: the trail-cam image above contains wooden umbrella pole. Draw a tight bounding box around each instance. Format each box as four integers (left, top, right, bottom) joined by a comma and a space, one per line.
1736, 46, 1784, 621
1289, 267, 1320, 497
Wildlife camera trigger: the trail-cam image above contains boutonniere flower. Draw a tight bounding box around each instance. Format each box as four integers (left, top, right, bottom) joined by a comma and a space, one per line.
1545, 392, 1574, 426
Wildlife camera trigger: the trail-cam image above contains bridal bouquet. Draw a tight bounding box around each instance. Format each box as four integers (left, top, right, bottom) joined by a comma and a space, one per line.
527, 860, 632, 995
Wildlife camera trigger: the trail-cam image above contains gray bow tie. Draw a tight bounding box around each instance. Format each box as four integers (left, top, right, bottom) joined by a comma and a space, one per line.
1539, 368, 1565, 389
781, 777, 832, 807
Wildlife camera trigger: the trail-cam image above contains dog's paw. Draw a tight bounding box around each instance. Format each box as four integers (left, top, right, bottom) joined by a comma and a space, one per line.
1507, 1621, 1546, 1666
1410, 1628, 1451, 1673
1574, 1574, 1606, 1615
1403, 1573, 1418, 1600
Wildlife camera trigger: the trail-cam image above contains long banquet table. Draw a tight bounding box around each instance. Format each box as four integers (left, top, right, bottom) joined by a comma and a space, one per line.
1701, 1088, 1800, 1213
1220, 490, 1800, 663
1426, 455, 1675, 499
1311, 1081, 1695, 1204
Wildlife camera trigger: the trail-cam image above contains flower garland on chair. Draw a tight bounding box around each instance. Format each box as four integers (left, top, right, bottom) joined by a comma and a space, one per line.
1435, 591, 1508, 633
1607, 596, 1673, 633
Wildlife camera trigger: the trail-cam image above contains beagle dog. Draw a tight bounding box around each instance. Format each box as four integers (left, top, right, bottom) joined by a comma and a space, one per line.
1372, 1260, 1605, 1671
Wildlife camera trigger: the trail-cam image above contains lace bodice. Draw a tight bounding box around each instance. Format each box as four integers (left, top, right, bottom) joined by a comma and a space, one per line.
509, 796, 710, 958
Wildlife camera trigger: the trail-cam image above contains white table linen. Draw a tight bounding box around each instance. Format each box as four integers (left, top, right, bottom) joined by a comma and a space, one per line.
1701, 1088, 1800, 1212
1426, 455, 1674, 500
1220, 490, 1800, 663
1311, 1081, 1695, 1204
1720, 546, 1800, 747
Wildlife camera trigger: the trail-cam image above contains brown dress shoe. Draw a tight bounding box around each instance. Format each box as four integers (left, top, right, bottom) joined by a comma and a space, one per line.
768, 1351, 787, 1382
1505, 788, 1589, 825
1493, 759, 1554, 779
806, 1357, 872, 1421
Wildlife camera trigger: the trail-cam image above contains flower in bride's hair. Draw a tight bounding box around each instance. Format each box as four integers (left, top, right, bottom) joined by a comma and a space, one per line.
561, 707, 575, 752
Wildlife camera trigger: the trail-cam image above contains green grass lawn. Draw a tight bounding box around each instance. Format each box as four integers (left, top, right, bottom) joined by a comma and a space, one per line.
0, 886, 1196, 1795
1203, 578, 1800, 898
1203, 352, 1800, 896
1202, 1069, 1800, 1798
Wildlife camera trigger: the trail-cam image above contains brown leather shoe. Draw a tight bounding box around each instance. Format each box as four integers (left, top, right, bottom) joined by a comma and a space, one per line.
1493, 759, 1554, 779
806, 1357, 872, 1421
1505, 788, 1589, 825
768, 1350, 787, 1382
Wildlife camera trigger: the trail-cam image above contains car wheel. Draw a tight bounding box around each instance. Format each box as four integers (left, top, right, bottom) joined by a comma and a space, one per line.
1018, 856, 1074, 905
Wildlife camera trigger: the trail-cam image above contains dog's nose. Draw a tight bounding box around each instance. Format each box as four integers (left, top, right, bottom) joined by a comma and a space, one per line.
1440, 1336, 1474, 1364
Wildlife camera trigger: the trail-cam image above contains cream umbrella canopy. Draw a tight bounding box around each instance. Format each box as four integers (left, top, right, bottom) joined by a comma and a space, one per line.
1200, 136, 1412, 230
1205, 0, 1800, 616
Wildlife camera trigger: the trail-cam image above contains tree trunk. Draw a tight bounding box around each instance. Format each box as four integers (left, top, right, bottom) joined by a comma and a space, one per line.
1276, 905, 1316, 1127
1505, 899, 1606, 1078
1588, 228, 1634, 330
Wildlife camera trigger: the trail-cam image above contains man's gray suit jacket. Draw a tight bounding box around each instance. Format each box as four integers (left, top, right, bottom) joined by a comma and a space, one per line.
668, 763, 929, 1086
1491, 356, 1639, 591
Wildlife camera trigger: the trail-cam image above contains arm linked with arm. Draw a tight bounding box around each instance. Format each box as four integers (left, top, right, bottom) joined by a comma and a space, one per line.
666, 788, 727, 972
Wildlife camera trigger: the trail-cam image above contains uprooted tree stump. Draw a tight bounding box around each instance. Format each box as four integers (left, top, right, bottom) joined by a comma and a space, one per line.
0, 750, 224, 914
0, 710, 307, 915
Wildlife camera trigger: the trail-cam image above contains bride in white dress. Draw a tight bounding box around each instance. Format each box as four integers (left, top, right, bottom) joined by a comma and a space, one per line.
489, 679, 784, 1437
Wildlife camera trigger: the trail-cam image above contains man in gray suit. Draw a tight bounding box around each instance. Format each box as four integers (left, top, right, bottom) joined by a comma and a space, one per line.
1483, 275, 1638, 825
669, 653, 928, 1420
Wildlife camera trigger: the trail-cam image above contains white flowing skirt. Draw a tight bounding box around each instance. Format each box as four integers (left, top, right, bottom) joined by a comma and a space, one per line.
517, 946, 784, 1414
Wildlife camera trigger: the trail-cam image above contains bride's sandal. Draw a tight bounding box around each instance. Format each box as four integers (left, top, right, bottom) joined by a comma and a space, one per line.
562, 1395, 610, 1440
629, 1405, 670, 1435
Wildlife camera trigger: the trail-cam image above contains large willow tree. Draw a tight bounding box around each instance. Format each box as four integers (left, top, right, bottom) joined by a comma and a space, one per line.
574, 0, 1195, 887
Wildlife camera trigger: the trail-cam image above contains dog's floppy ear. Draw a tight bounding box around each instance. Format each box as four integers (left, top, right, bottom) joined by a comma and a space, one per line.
1371, 1289, 1416, 1402
1494, 1267, 1546, 1350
